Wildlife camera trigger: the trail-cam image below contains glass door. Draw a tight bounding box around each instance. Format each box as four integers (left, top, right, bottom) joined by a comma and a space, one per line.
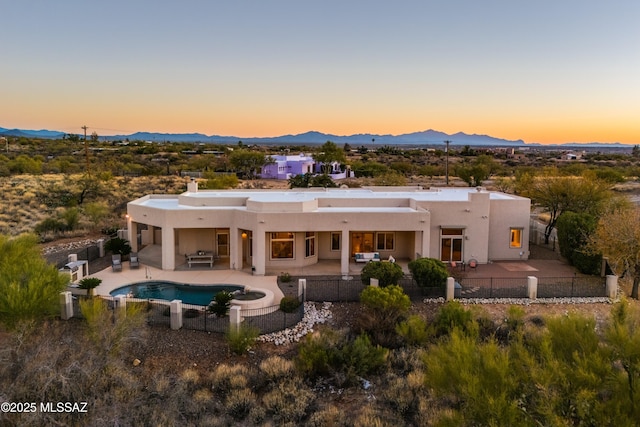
217, 232, 229, 257
440, 228, 463, 262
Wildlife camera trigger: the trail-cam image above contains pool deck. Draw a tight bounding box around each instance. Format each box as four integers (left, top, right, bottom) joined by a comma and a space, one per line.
91, 265, 285, 303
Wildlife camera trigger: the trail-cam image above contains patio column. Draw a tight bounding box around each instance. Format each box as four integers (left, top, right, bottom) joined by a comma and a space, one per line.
341, 229, 350, 278
161, 226, 175, 270
252, 231, 266, 275
229, 226, 239, 270
129, 221, 138, 252
414, 230, 428, 259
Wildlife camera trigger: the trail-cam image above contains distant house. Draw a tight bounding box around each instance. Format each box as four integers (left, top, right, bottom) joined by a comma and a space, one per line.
261, 153, 352, 180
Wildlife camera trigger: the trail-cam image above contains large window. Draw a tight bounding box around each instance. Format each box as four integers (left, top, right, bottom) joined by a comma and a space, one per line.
376, 232, 395, 251
510, 228, 523, 248
271, 232, 294, 259
305, 232, 316, 257
331, 232, 341, 251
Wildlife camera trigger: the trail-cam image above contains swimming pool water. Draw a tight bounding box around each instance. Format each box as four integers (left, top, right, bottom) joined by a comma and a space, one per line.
110, 281, 244, 306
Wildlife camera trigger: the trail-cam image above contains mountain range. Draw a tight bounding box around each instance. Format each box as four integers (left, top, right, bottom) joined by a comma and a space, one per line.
0, 126, 633, 147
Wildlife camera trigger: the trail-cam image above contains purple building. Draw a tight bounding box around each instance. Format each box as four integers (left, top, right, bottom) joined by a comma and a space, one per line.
261, 154, 350, 180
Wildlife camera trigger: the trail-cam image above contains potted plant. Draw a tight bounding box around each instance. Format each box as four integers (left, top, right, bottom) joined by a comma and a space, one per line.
208, 290, 234, 317
78, 277, 102, 297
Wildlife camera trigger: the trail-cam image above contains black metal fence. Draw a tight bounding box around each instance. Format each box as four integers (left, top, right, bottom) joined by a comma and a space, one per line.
458, 277, 529, 299
537, 276, 607, 298
304, 276, 446, 302
241, 300, 305, 335
46, 240, 106, 270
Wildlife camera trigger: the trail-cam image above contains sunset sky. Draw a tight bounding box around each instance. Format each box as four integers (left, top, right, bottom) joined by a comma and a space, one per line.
2, 1, 639, 144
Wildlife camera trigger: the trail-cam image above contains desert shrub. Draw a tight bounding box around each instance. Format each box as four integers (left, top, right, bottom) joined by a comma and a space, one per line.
432, 301, 477, 338
360, 261, 404, 287
104, 237, 132, 256
337, 333, 388, 381
262, 378, 315, 423
396, 315, 430, 346
259, 356, 295, 384
226, 324, 260, 355
358, 285, 411, 347
296, 329, 344, 379
408, 257, 448, 289
381, 372, 425, 419
79, 296, 147, 356
210, 364, 250, 393
308, 405, 349, 427
225, 388, 257, 421
279, 296, 301, 313
0, 234, 68, 329
279, 271, 292, 282
557, 211, 602, 274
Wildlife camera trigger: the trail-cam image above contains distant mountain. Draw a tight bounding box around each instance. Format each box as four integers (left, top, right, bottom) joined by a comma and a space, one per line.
0, 127, 65, 139
0, 125, 632, 147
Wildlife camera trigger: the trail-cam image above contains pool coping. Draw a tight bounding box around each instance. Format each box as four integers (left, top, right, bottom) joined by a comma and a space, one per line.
89, 265, 285, 304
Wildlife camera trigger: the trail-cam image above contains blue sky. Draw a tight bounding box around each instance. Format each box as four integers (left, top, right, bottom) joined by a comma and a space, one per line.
1, 0, 639, 143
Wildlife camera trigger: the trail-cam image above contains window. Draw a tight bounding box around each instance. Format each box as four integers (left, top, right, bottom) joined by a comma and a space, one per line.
330, 232, 341, 251
305, 232, 316, 257
510, 228, 523, 248
271, 232, 294, 259
376, 232, 395, 251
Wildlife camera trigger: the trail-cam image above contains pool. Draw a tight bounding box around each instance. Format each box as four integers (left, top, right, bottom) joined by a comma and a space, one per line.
110, 281, 244, 306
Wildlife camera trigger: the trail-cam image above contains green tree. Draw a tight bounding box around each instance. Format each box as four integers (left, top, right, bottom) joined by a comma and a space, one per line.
229, 149, 271, 179
358, 285, 411, 346
408, 257, 448, 289
524, 174, 611, 244
589, 207, 640, 299
0, 234, 68, 329
556, 212, 601, 274
360, 261, 404, 287
313, 141, 346, 174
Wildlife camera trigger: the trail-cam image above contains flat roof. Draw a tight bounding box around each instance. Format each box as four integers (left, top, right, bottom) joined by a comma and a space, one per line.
132, 187, 525, 211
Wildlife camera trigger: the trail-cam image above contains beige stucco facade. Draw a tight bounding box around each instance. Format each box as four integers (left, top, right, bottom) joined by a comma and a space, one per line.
127, 183, 531, 276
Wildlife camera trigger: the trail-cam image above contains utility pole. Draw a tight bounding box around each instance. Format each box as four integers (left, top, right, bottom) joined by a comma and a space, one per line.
444, 140, 451, 186
81, 125, 90, 176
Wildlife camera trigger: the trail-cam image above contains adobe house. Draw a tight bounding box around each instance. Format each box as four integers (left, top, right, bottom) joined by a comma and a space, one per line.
261, 153, 352, 180
126, 183, 530, 276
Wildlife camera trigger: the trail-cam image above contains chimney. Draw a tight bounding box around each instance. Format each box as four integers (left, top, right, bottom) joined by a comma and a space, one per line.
187, 178, 198, 193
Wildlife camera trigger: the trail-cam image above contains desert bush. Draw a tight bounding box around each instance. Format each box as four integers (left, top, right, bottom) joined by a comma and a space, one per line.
0, 233, 68, 329
104, 237, 132, 256
360, 260, 404, 287
225, 388, 257, 421
259, 356, 295, 384
296, 329, 344, 379
408, 257, 448, 289
262, 378, 315, 423
279, 271, 292, 282
431, 301, 477, 338
396, 315, 430, 346
226, 324, 260, 355
210, 364, 250, 393
357, 285, 411, 346
279, 296, 301, 313
381, 373, 425, 419
308, 405, 349, 426
337, 333, 388, 383
79, 296, 147, 356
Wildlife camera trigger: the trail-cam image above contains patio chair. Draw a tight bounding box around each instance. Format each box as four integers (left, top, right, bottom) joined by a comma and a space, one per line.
468, 259, 478, 270
130, 252, 140, 269
112, 254, 123, 272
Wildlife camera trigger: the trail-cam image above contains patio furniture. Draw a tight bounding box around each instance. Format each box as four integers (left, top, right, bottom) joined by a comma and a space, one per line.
468, 259, 478, 270
111, 254, 123, 272
187, 251, 214, 268
130, 252, 140, 269
354, 252, 381, 263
